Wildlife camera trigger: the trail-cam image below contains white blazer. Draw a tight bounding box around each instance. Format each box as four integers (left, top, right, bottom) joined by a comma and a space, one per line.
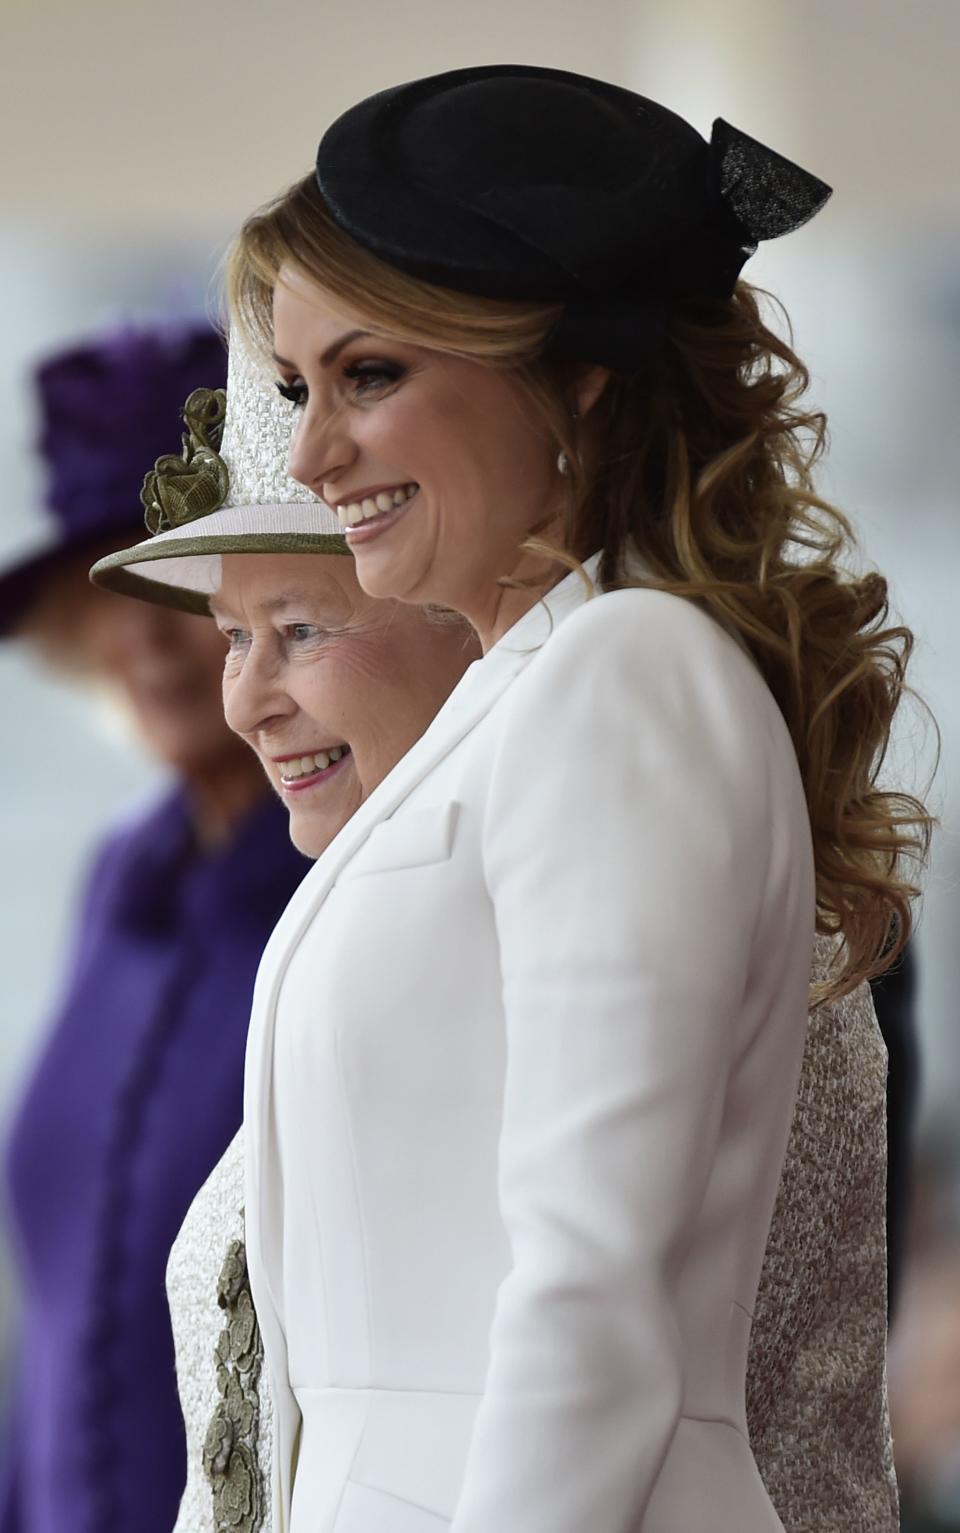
243, 556, 816, 1533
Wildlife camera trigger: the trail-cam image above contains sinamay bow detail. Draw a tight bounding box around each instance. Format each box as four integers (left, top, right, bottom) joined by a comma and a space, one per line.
544, 119, 833, 373
709, 118, 832, 249
141, 387, 230, 535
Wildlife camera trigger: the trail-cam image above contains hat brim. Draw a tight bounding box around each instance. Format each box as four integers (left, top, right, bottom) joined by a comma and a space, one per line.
89, 503, 349, 616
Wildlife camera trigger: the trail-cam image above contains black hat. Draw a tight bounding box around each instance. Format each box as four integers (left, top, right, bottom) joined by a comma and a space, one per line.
316, 64, 831, 372
0, 320, 227, 638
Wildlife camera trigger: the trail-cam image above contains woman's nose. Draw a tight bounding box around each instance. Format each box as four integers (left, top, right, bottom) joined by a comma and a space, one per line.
223, 647, 295, 739
287, 400, 356, 495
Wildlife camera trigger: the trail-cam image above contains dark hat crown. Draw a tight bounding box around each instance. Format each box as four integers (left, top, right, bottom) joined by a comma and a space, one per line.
316, 64, 831, 371
0, 320, 227, 637
35, 321, 227, 540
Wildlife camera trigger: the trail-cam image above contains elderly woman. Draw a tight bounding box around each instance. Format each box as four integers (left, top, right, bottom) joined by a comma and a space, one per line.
91, 331, 479, 1533
100, 67, 929, 1533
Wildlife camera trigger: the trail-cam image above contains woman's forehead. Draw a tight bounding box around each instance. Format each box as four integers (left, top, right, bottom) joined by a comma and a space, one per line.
274, 265, 369, 343
212, 553, 359, 619
272, 264, 418, 363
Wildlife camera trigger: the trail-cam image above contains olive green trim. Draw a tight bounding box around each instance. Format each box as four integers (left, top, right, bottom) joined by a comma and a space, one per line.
92, 564, 214, 615
90, 532, 350, 616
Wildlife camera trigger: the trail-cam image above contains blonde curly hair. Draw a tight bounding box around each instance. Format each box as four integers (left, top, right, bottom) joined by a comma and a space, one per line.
228, 174, 935, 1002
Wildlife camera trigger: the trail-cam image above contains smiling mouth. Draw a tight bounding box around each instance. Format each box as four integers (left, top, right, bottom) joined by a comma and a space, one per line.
276, 744, 351, 791
334, 482, 419, 531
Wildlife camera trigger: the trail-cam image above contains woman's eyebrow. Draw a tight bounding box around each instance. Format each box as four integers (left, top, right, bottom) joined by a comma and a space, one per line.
261, 589, 324, 613
272, 330, 371, 372
210, 586, 350, 622
264, 588, 353, 621
207, 596, 238, 623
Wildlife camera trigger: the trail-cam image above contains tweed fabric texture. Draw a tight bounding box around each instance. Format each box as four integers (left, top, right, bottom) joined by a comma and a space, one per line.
218, 337, 324, 513
747, 935, 899, 1531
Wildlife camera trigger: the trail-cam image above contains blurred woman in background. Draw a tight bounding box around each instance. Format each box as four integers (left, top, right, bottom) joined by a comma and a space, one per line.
91, 328, 481, 1533
0, 324, 310, 1533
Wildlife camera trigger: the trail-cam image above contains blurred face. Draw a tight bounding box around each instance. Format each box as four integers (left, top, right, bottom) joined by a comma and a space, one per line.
212, 552, 477, 857
23, 549, 240, 775
272, 264, 567, 642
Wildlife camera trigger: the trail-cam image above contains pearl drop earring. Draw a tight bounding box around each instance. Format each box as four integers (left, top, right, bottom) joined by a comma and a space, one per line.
557, 407, 580, 476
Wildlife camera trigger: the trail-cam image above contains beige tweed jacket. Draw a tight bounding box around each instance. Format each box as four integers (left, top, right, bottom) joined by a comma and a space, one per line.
747, 936, 899, 1531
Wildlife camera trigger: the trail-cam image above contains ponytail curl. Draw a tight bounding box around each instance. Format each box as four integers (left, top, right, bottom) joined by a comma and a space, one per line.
561, 284, 934, 1001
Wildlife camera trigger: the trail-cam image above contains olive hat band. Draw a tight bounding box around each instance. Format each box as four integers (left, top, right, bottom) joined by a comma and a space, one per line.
89, 502, 348, 617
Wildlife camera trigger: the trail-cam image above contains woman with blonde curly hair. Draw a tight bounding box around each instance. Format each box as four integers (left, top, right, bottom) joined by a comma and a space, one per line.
218, 66, 930, 1533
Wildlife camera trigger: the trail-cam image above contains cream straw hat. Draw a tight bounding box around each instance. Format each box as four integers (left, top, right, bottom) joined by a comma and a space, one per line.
90, 331, 346, 615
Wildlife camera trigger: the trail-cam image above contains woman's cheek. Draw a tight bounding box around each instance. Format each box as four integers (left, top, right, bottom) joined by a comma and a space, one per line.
221, 646, 245, 679
220, 659, 247, 731
303, 633, 404, 688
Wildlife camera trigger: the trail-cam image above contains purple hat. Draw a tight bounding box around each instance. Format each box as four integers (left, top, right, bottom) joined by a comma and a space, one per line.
0, 319, 227, 637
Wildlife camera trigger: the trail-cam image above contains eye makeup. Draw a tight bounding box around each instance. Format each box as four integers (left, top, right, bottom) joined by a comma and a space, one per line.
342, 360, 406, 395
276, 380, 307, 406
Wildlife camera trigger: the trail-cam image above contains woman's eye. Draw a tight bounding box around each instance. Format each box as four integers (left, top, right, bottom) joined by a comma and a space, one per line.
287, 623, 320, 643
222, 628, 251, 654
276, 379, 308, 408
342, 360, 405, 398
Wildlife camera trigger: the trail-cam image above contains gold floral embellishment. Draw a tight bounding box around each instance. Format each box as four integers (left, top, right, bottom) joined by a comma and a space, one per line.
203, 1238, 264, 1533
141, 386, 229, 535
216, 1240, 247, 1308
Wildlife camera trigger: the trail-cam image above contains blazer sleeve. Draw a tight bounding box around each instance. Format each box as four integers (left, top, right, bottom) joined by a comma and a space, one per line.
451, 588, 784, 1533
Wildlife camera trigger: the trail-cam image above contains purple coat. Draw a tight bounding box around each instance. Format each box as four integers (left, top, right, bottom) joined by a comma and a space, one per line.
0, 787, 307, 1533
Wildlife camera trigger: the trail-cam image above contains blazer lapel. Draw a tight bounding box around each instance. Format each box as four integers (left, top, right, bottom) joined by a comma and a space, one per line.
244, 556, 601, 1525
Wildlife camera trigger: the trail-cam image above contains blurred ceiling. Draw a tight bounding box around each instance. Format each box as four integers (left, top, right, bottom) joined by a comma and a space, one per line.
1, 0, 956, 236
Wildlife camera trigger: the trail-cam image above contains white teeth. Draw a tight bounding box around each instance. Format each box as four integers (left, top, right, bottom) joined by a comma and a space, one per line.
336, 484, 419, 529
279, 745, 347, 781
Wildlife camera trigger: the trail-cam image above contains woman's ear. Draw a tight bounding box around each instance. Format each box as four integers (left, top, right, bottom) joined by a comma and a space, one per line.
574, 365, 611, 418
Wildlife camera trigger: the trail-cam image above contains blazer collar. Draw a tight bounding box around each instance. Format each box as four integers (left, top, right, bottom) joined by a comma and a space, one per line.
257, 550, 603, 949
244, 552, 602, 1437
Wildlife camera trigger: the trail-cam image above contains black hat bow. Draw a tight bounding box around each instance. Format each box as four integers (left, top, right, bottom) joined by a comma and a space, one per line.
316, 65, 831, 373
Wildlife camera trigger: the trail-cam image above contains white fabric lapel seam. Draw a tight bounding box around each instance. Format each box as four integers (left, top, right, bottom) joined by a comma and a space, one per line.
243, 555, 603, 1499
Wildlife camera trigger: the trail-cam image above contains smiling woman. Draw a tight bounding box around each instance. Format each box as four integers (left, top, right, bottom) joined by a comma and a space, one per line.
211, 552, 476, 855
264, 265, 591, 638
90, 338, 476, 857
216, 64, 931, 1533
89, 330, 478, 1531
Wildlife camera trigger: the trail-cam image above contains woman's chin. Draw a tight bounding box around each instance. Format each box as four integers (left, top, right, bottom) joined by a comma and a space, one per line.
351, 544, 432, 606
287, 815, 335, 860
286, 786, 359, 860
343, 509, 427, 601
